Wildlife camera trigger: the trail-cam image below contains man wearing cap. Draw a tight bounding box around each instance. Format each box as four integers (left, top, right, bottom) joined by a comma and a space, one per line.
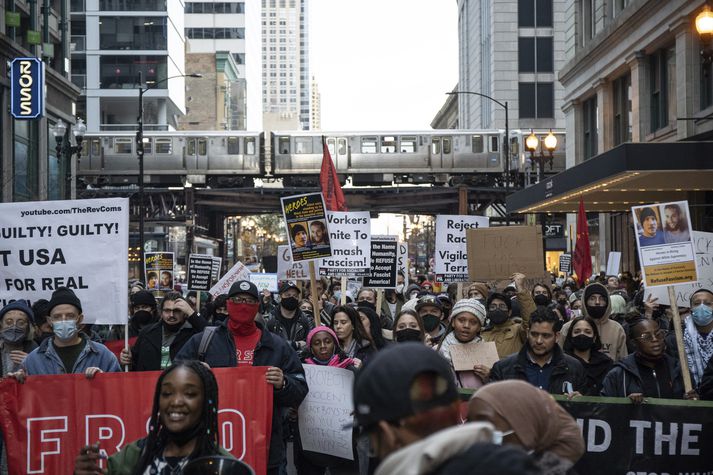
0, 301, 37, 376
416, 294, 448, 347
265, 281, 314, 355
176, 280, 308, 475
120, 291, 206, 371
353, 343, 514, 474
638, 207, 665, 247
11, 288, 120, 379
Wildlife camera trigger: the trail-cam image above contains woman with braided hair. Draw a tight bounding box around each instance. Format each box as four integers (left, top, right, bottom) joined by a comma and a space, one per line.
74, 360, 235, 475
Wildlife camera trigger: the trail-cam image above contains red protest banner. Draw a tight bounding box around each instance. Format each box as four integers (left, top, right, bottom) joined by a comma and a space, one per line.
0, 367, 272, 475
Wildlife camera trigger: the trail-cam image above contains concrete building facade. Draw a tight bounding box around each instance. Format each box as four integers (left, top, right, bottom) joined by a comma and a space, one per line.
310, 75, 321, 130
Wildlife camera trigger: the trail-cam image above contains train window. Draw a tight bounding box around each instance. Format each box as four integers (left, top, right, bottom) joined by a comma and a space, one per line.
245, 137, 256, 155
187, 139, 196, 155
432, 137, 441, 154
142, 138, 153, 155
490, 136, 499, 152
114, 138, 132, 154
327, 138, 336, 156
471, 135, 484, 153
91, 139, 101, 157
400, 136, 416, 153
227, 137, 240, 154
278, 136, 290, 154
361, 137, 377, 153
156, 138, 172, 154
380, 136, 397, 153
338, 138, 347, 155
198, 139, 207, 155
442, 138, 451, 154
295, 137, 313, 154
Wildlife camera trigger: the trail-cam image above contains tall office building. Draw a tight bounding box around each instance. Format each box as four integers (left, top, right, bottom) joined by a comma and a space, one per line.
70, 0, 188, 132
261, 0, 311, 131
310, 75, 321, 130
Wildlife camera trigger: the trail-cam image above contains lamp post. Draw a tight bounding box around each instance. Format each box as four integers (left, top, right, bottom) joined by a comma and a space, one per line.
136, 72, 202, 264
446, 90, 510, 224
52, 118, 87, 199
524, 129, 558, 182
697, 4, 713, 65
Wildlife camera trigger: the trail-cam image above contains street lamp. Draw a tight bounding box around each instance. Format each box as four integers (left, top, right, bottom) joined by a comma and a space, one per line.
446, 90, 510, 224
697, 4, 713, 64
52, 118, 86, 199
136, 72, 202, 263
524, 129, 558, 181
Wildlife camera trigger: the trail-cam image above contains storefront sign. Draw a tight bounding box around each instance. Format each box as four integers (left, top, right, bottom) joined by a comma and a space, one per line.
10, 57, 44, 119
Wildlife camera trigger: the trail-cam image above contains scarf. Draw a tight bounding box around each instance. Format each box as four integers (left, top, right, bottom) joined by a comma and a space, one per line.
304, 354, 355, 369
684, 316, 713, 387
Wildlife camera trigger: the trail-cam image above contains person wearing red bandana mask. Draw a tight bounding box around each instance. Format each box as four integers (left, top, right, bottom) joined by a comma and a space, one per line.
176, 280, 308, 475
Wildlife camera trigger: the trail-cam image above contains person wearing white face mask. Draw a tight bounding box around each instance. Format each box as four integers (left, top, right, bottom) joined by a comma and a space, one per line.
8, 287, 120, 382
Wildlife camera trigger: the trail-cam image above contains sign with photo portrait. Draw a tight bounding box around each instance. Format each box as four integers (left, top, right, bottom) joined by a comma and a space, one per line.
281, 192, 332, 262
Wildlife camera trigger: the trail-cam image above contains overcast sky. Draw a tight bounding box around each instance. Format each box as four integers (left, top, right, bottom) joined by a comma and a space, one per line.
309, 0, 459, 131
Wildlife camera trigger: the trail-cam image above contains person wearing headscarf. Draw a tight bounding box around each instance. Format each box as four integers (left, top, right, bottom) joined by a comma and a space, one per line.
468, 380, 585, 474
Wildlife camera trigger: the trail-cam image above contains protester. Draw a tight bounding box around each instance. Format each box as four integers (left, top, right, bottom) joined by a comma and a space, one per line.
0, 301, 37, 377
124, 290, 159, 338
482, 273, 535, 358
382, 289, 403, 324
206, 294, 229, 326
353, 343, 518, 475
558, 282, 628, 362
266, 281, 314, 356
532, 283, 552, 307
562, 316, 613, 396
356, 305, 388, 350
31, 299, 53, 345
329, 305, 375, 361
605, 275, 620, 293
468, 380, 585, 473
259, 288, 277, 316
74, 361, 234, 474
392, 309, 426, 343
420, 281, 434, 293
490, 307, 585, 394
13, 288, 120, 378
175, 280, 308, 474
438, 299, 490, 388
466, 282, 488, 302
356, 287, 393, 329
404, 284, 421, 301
416, 294, 448, 347
701, 355, 713, 400
121, 291, 207, 371
601, 318, 695, 401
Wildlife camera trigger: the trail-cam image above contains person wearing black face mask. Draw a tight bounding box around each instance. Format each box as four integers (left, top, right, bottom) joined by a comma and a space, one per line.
265, 282, 315, 356
482, 273, 536, 359
393, 310, 426, 343
0, 301, 38, 377
416, 295, 447, 347
562, 316, 613, 396
532, 284, 552, 307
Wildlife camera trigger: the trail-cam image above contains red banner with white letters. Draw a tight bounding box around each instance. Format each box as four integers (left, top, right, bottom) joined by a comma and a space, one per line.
0, 367, 272, 475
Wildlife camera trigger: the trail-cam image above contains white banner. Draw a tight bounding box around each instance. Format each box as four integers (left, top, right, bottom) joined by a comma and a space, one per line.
209, 261, 251, 298
298, 365, 354, 460
0, 198, 129, 324
277, 245, 318, 281
435, 215, 490, 281
249, 273, 279, 293
606, 252, 621, 276
319, 211, 371, 277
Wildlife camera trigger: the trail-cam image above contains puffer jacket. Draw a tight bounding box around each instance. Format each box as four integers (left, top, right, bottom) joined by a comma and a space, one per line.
600, 353, 685, 398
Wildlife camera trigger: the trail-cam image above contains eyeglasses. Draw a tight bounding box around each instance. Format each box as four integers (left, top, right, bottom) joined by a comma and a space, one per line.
488, 304, 509, 311
230, 296, 258, 304
636, 330, 667, 342
1, 319, 29, 328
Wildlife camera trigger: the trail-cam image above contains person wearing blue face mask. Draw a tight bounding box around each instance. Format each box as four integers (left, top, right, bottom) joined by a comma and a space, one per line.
8, 287, 120, 382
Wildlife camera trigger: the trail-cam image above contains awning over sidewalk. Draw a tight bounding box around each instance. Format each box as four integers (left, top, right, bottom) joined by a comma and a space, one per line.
506, 142, 713, 213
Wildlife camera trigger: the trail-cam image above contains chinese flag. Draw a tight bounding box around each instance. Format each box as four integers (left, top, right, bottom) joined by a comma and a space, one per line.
319, 138, 347, 211
572, 196, 592, 283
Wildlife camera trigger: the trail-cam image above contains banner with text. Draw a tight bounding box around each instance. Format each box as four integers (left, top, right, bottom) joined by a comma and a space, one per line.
298, 365, 354, 460
0, 367, 273, 475
187, 254, 215, 291
281, 192, 332, 262
435, 215, 490, 282
277, 245, 319, 281
209, 261, 251, 298
559, 253, 572, 274
0, 198, 129, 324
249, 273, 279, 293
319, 211, 371, 277
363, 235, 398, 288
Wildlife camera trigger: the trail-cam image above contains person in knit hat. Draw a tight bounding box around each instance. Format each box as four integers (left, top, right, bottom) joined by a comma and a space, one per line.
0, 301, 37, 377
466, 282, 489, 302
438, 298, 490, 388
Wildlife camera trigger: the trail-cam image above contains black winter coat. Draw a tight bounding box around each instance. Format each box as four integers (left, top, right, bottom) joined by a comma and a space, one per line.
568, 350, 614, 396
130, 313, 207, 371
265, 306, 315, 355
600, 353, 685, 398
175, 320, 309, 469
490, 343, 586, 395
700, 355, 713, 400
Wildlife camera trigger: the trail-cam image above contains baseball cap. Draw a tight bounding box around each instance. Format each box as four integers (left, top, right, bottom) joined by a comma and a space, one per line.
352, 343, 457, 430
228, 280, 259, 301
415, 294, 442, 312
279, 281, 300, 295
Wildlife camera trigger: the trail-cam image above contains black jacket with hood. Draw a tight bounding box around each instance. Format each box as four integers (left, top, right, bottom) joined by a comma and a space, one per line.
130, 312, 207, 371
265, 304, 315, 355
600, 352, 685, 398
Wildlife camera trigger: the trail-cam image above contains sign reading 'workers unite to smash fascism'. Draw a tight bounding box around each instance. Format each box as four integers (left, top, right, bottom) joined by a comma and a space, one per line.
319, 211, 371, 278
0, 198, 129, 325
281, 192, 332, 262
435, 215, 490, 282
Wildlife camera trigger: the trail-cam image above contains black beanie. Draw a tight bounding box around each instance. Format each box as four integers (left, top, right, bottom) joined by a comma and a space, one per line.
584, 282, 609, 305
48, 287, 82, 314
131, 290, 157, 308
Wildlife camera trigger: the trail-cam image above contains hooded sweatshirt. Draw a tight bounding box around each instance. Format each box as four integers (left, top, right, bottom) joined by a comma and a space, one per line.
558, 282, 628, 362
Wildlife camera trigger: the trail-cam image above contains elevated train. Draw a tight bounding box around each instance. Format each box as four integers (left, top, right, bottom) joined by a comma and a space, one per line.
78, 129, 566, 188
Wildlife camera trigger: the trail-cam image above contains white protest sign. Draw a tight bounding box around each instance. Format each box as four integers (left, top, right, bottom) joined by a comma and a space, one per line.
211, 257, 222, 284
435, 215, 489, 281
249, 273, 279, 293
277, 245, 318, 281
397, 241, 409, 288
298, 365, 354, 460
0, 198, 129, 324
606, 252, 621, 276
648, 231, 713, 307
319, 211, 371, 277
209, 261, 251, 298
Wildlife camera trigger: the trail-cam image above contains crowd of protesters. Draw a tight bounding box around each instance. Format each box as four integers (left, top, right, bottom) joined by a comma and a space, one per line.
2, 265, 713, 475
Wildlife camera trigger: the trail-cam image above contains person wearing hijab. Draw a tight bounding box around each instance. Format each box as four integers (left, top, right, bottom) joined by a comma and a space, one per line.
468, 380, 585, 474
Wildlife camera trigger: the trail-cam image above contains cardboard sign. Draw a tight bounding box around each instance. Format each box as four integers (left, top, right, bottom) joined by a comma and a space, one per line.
449, 341, 500, 371
0, 198, 129, 325
209, 261, 251, 298
281, 192, 332, 262
559, 253, 572, 274
632, 201, 698, 288
397, 241, 409, 288
249, 273, 279, 293
277, 245, 318, 281
435, 215, 490, 282
187, 254, 214, 291
319, 211, 371, 277
363, 235, 398, 288
467, 226, 545, 280
606, 252, 621, 276
298, 365, 354, 460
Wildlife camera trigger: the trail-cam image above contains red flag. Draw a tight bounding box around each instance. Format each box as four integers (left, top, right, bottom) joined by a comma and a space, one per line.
572, 196, 592, 283
319, 139, 347, 211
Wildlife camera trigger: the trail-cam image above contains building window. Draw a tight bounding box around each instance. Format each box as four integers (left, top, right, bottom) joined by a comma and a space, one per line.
185, 27, 245, 39
518, 37, 553, 73
612, 74, 631, 145
519, 82, 554, 118
701, 60, 713, 110
581, 0, 595, 44
14, 120, 37, 201
100, 17, 167, 50
518, 0, 552, 27
582, 96, 598, 160
99, 0, 165, 11
99, 56, 167, 89
650, 47, 675, 132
